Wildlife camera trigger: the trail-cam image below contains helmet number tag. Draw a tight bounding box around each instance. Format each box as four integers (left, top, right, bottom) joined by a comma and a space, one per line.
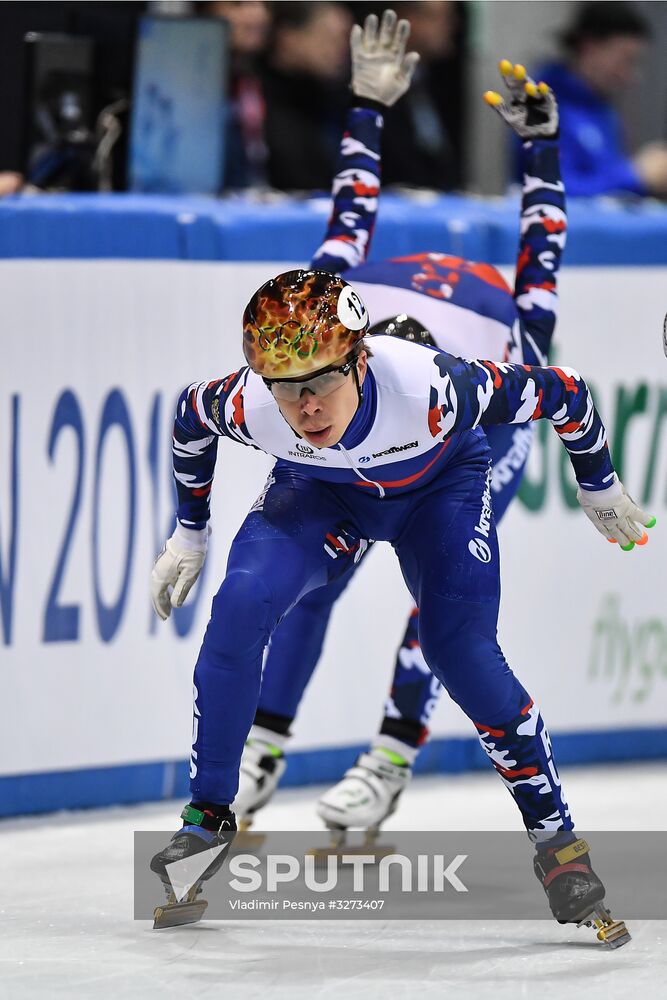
337, 286, 368, 330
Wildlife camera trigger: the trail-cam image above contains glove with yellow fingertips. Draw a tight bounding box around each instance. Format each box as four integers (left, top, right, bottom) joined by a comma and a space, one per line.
484, 59, 559, 140
350, 9, 420, 108
151, 523, 210, 621
577, 475, 656, 552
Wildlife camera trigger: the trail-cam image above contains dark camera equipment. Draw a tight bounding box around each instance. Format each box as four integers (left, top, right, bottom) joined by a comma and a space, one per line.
23, 31, 97, 190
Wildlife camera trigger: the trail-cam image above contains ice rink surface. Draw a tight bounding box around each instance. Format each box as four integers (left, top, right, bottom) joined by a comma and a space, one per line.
1, 761, 665, 1000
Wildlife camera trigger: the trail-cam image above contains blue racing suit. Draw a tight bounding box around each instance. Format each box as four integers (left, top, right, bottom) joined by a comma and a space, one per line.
174, 283, 613, 837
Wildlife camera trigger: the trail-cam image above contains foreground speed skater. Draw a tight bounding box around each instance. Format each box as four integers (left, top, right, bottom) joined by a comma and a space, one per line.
149, 18, 653, 945
150, 269, 650, 944
231, 44, 574, 837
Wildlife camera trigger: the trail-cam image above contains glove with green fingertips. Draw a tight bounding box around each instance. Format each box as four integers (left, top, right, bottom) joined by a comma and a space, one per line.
577, 475, 655, 552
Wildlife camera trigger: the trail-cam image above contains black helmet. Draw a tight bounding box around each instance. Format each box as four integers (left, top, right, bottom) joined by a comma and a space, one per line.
368, 313, 435, 347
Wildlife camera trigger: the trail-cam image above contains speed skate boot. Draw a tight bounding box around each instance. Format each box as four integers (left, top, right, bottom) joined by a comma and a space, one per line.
316, 741, 412, 849
533, 836, 631, 948
233, 725, 288, 831
151, 802, 236, 928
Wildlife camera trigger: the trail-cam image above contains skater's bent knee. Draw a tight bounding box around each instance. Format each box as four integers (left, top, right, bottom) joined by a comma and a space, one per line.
421, 624, 490, 675
420, 626, 514, 715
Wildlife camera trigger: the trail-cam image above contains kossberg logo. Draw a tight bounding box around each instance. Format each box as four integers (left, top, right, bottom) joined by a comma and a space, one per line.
468, 466, 493, 564
468, 538, 491, 563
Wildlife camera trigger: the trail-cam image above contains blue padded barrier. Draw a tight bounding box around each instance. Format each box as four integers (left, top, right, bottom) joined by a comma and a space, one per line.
2, 191, 665, 264
483, 195, 667, 266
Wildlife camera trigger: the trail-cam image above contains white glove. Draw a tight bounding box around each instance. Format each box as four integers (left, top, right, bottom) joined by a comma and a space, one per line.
577, 475, 656, 551
484, 59, 558, 139
151, 523, 210, 621
350, 9, 420, 108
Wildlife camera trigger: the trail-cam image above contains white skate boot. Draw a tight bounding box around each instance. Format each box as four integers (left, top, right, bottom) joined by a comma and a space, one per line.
316, 743, 412, 845
232, 725, 287, 830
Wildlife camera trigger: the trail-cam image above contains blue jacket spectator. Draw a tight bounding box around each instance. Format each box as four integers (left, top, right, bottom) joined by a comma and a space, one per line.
537, 60, 645, 197
520, 3, 667, 199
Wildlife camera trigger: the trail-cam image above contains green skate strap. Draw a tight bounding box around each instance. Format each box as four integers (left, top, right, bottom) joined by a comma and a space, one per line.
181, 804, 207, 826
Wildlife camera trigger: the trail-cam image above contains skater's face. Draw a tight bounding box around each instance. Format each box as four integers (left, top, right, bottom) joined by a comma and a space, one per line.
268, 350, 368, 449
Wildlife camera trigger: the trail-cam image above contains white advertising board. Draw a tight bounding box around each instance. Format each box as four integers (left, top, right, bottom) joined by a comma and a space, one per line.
0, 261, 665, 780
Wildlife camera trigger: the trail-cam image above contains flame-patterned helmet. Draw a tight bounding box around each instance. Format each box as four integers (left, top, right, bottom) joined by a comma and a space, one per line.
242, 269, 369, 379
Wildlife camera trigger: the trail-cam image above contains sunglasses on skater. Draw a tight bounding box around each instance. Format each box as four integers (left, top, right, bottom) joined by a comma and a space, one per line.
263, 355, 358, 402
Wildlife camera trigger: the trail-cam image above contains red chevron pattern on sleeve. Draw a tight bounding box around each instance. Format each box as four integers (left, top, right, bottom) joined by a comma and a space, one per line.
311, 107, 383, 275
430, 351, 615, 491
514, 139, 566, 366
173, 369, 254, 529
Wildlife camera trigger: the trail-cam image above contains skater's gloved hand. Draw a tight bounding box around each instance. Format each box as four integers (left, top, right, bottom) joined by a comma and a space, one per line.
350, 9, 420, 108
484, 59, 559, 139
577, 475, 656, 551
151, 523, 210, 620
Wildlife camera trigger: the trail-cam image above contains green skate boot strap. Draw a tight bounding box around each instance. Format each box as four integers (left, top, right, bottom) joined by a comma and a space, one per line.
246, 723, 289, 756
181, 803, 235, 833
371, 734, 418, 767
181, 804, 207, 826
374, 746, 410, 767
247, 738, 284, 758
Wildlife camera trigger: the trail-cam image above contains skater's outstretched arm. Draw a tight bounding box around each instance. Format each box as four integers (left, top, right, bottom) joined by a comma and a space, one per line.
431, 351, 655, 548
311, 10, 419, 275
486, 61, 565, 367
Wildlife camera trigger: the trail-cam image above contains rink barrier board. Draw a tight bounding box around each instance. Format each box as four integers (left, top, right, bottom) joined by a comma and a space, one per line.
1, 726, 666, 819
0, 193, 666, 265
2, 199, 666, 817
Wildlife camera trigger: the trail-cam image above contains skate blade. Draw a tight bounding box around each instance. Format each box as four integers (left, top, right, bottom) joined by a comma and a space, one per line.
578, 904, 632, 949
153, 898, 208, 929
308, 829, 396, 863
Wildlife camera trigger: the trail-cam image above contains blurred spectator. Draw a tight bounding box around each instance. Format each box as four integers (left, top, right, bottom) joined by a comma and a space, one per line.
263, 1, 352, 191
536, 1, 667, 197
201, 1, 271, 188
381, 0, 461, 189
